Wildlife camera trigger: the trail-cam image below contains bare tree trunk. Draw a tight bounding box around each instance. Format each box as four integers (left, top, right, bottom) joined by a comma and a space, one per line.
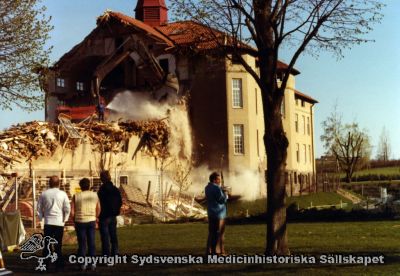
265, 110, 289, 255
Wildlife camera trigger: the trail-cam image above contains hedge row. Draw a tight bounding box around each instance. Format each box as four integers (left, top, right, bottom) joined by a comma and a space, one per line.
341, 174, 400, 182
226, 205, 399, 224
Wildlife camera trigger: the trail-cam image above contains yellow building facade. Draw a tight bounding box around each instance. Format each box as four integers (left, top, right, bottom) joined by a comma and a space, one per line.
225, 54, 317, 196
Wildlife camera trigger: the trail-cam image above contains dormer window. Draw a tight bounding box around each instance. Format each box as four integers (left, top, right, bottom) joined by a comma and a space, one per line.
76, 82, 84, 91
56, 78, 65, 87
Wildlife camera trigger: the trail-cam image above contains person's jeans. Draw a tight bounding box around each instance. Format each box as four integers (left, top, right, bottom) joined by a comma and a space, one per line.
75, 221, 96, 257
99, 217, 118, 255
43, 224, 64, 269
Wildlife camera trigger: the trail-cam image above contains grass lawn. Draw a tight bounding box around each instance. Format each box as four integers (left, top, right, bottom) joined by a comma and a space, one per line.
3, 221, 400, 275
352, 167, 400, 177
335, 166, 400, 180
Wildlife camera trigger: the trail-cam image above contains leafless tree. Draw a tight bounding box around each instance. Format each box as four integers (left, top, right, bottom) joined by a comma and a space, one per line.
321, 107, 371, 183
170, 0, 383, 254
0, 0, 52, 111
376, 126, 391, 164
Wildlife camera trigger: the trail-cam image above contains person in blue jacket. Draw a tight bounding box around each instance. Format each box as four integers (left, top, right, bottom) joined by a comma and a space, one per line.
205, 172, 229, 255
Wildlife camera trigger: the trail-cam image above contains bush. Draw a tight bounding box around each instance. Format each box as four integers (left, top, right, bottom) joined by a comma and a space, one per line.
286, 207, 397, 222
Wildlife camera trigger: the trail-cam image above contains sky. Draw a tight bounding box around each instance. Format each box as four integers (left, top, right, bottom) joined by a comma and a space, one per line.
0, 0, 399, 159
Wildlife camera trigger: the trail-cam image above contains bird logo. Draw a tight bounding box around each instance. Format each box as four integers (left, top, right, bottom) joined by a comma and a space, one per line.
19, 233, 58, 271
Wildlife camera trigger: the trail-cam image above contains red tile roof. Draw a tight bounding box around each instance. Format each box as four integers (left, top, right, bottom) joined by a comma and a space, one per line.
156, 21, 300, 74
295, 89, 318, 104
97, 12, 300, 74
97, 11, 173, 46
156, 21, 254, 52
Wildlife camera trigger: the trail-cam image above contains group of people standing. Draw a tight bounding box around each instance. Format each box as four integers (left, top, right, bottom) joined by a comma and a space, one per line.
36, 170, 229, 271
37, 171, 122, 271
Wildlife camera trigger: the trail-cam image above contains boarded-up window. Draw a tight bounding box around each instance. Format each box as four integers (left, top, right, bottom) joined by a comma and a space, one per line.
144, 8, 160, 19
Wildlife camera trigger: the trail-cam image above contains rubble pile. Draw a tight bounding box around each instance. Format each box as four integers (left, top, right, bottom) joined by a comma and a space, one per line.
0, 120, 169, 168
161, 190, 207, 220
0, 121, 59, 167
120, 184, 206, 221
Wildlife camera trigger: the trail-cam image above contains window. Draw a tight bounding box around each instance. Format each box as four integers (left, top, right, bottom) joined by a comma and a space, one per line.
307, 117, 310, 135
302, 115, 306, 134
295, 114, 299, 132
233, 124, 244, 154
308, 145, 312, 163
256, 129, 259, 157
296, 143, 300, 163
119, 176, 128, 186
76, 82, 84, 91
56, 78, 65, 87
295, 98, 299, 106
255, 88, 258, 115
122, 139, 129, 153
232, 79, 243, 108
280, 97, 285, 118
303, 144, 307, 163
301, 100, 305, 107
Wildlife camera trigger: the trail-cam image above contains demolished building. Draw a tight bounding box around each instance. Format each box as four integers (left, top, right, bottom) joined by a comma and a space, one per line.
1, 0, 319, 220
42, 0, 318, 197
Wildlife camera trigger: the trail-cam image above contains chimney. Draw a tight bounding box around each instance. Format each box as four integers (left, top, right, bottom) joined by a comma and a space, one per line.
134, 0, 168, 27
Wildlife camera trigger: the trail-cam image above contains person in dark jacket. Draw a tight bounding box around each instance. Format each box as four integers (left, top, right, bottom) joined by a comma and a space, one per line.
96, 98, 105, 122
205, 172, 228, 255
97, 171, 122, 256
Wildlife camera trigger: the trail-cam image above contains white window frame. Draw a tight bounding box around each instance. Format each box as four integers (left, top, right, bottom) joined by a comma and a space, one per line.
232, 79, 243, 108
56, 78, 65, 87
233, 124, 244, 155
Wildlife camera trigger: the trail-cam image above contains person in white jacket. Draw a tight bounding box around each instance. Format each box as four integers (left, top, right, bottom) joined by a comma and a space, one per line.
37, 175, 70, 271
